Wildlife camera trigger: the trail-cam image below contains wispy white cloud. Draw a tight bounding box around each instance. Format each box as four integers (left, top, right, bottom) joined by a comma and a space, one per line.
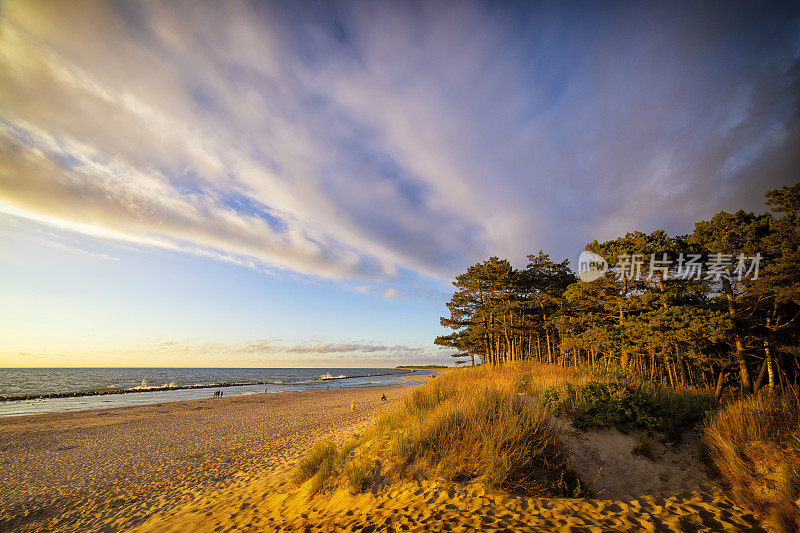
0, 0, 797, 291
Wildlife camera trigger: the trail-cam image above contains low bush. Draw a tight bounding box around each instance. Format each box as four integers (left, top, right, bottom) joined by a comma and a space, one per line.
539, 379, 714, 439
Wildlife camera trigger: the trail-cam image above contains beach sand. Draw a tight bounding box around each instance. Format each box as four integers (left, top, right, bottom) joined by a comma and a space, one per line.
2, 380, 766, 532
136, 430, 765, 533
0, 385, 415, 532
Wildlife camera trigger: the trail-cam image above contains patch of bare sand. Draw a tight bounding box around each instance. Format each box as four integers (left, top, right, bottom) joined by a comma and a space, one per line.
554, 419, 713, 499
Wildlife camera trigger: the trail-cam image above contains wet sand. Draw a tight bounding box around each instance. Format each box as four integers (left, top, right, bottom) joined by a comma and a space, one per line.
0, 385, 415, 532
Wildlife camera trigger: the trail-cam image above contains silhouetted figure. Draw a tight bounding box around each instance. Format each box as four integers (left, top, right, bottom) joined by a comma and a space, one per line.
380, 394, 387, 402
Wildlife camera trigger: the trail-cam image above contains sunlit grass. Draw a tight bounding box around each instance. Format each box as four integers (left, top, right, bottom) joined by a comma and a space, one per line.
293, 440, 336, 486
293, 364, 589, 497
701, 392, 800, 532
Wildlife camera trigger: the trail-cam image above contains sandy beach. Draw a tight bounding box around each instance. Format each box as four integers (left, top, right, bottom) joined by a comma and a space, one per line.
1, 376, 766, 532
0, 385, 416, 532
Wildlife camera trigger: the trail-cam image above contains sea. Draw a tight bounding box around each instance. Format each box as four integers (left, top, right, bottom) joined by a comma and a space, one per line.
0, 367, 418, 418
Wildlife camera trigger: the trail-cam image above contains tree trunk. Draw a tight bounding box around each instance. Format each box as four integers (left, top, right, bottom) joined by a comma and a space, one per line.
754, 353, 769, 393
619, 277, 629, 368
667, 359, 675, 388
544, 321, 553, 364
722, 276, 751, 393
676, 349, 689, 386
764, 338, 775, 393
714, 367, 726, 400
765, 314, 775, 393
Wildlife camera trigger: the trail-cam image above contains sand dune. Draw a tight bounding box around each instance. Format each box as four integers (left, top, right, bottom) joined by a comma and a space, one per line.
1, 380, 765, 532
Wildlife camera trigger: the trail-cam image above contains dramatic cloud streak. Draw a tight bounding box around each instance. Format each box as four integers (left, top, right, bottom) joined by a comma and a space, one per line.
1, 0, 798, 293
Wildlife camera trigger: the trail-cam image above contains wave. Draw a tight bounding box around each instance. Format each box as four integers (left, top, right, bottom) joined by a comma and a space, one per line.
319, 373, 347, 380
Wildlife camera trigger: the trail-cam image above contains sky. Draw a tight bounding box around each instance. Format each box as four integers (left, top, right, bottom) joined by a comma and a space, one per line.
1, 0, 798, 367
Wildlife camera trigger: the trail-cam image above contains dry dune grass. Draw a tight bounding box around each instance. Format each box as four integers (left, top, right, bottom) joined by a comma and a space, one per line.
294, 364, 588, 497
702, 392, 800, 532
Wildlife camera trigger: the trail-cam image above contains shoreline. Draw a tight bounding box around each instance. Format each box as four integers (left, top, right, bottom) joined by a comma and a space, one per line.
0, 383, 423, 532
0, 369, 416, 403
0, 372, 420, 419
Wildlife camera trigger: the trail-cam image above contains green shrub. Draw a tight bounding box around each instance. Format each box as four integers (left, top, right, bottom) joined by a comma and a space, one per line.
540, 380, 714, 438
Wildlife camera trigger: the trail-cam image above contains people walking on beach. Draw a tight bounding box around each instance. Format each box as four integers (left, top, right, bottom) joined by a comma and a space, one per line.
380, 393, 387, 401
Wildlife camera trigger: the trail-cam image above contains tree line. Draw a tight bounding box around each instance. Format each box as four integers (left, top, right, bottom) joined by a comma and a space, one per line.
436, 183, 800, 398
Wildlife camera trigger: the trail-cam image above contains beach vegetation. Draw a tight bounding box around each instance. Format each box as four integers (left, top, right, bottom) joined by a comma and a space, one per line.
293, 440, 336, 485
298, 365, 589, 497
344, 455, 372, 494
538, 377, 714, 440
631, 430, 656, 461
701, 392, 800, 532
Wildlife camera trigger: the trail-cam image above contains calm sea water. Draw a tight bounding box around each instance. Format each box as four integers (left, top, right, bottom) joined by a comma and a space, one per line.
0, 368, 417, 418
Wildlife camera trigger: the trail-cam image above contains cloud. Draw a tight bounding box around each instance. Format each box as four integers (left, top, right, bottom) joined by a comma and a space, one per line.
0, 0, 797, 292
0, 336, 451, 367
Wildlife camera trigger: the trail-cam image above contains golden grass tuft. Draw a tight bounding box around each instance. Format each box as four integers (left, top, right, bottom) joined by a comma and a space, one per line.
701, 392, 800, 532
343, 455, 371, 494
292, 363, 588, 497
293, 440, 336, 486
373, 365, 588, 496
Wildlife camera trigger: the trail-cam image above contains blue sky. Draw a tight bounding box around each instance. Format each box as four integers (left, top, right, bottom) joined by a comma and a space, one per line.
0, 0, 798, 366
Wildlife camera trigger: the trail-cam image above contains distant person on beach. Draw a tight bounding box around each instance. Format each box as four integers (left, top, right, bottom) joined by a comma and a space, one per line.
381, 394, 387, 401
